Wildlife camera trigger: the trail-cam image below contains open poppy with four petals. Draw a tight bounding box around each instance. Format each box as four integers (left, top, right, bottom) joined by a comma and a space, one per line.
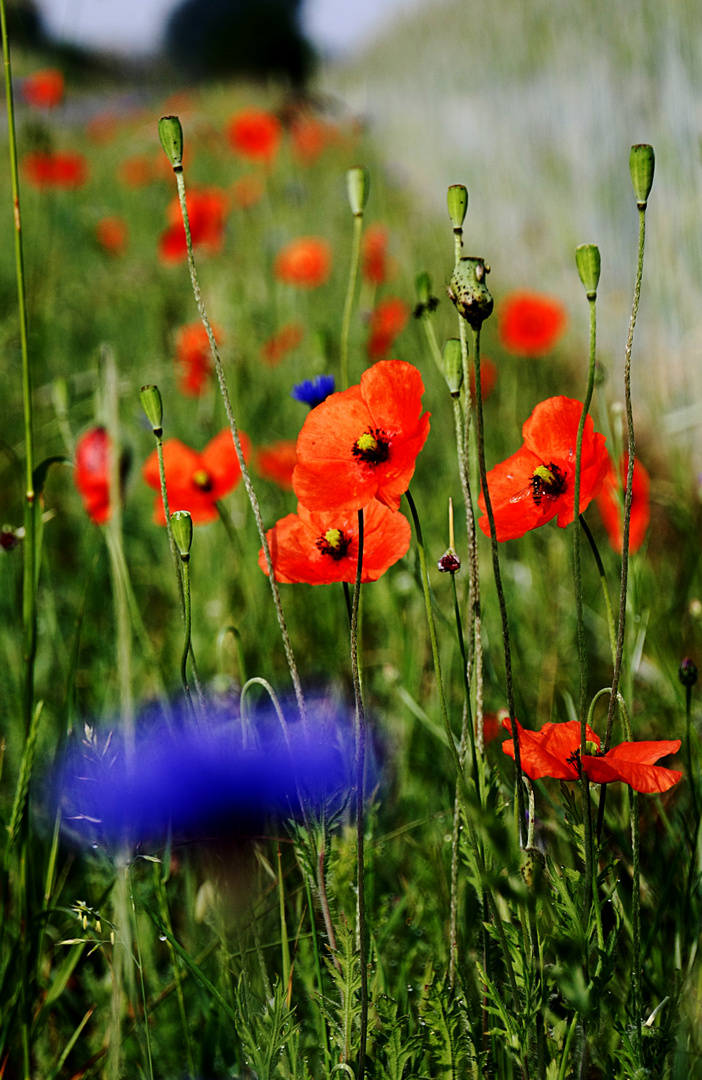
478, 396, 609, 541
293, 359, 431, 514
143, 429, 251, 525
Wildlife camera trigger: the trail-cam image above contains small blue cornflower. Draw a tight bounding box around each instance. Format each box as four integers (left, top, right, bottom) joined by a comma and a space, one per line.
291, 374, 336, 409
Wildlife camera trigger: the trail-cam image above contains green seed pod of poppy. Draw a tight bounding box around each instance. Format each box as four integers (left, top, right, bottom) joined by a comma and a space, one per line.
575, 243, 601, 299
443, 338, 463, 396
448, 257, 493, 329
140, 384, 163, 436
629, 144, 655, 207
447, 184, 468, 229
415, 271, 432, 306
171, 510, 193, 559
158, 115, 184, 170
346, 166, 370, 216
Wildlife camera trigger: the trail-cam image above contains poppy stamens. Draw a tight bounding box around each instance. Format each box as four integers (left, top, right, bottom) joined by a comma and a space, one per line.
353, 429, 390, 465
316, 528, 351, 561
192, 469, 213, 492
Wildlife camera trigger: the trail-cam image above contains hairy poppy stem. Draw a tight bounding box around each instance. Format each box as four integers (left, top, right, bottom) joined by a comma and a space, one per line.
350, 509, 368, 1080
340, 213, 363, 391
168, 149, 306, 726
471, 326, 527, 847
179, 554, 195, 717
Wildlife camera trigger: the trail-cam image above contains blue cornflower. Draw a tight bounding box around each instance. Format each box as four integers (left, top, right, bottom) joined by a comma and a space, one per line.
291, 374, 336, 409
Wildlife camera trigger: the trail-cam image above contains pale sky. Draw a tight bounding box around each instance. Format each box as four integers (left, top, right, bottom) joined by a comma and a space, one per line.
33, 0, 426, 57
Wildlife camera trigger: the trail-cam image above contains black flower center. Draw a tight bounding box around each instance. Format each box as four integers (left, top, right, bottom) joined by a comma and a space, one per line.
352, 428, 390, 465
316, 528, 351, 561
193, 468, 213, 492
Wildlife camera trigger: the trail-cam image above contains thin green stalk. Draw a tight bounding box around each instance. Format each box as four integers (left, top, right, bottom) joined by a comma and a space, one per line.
179, 552, 195, 716
127, 866, 155, 1080
340, 214, 363, 390
450, 571, 480, 803
277, 845, 292, 996
171, 159, 306, 725
154, 866, 196, 1079
302, 871, 331, 1068
350, 510, 368, 1080
579, 516, 616, 666
155, 432, 186, 614
471, 326, 526, 846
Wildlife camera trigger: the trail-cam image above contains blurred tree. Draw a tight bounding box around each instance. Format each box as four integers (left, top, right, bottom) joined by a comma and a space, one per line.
4, 0, 43, 46
164, 0, 316, 85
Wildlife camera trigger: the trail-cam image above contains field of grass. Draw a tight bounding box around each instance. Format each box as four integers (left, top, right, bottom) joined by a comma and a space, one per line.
0, 14, 702, 1080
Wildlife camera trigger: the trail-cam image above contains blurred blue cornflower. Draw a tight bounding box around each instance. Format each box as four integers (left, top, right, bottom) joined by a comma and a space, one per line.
58, 697, 354, 851
291, 374, 335, 409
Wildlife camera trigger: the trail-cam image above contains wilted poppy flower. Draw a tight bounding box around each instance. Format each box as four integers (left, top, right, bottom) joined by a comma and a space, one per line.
596, 454, 650, 554
256, 441, 298, 489
290, 114, 336, 164
75, 427, 111, 524
24, 150, 88, 189
291, 374, 336, 409
362, 224, 393, 285
227, 108, 282, 166
478, 396, 609, 541
159, 186, 228, 264
174, 322, 221, 397
142, 429, 251, 525
367, 297, 410, 360
499, 291, 568, 356
260, 322, 304, 366
293, 359, 431, 514
501, 717, 682, 794
259, 499, 411, 584
232, 174, 265, 209
119, 155, 153, 188
274, 237, 332, 289
95, 216, 128, 256
22, 68, 64, 109
469, 357, 498, 400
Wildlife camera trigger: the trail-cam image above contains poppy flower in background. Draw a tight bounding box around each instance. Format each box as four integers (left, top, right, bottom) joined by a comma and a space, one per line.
86, 112, 119, 143
291, 374, 336, 409
22, 68, 64, 109
499, 291, 568, 356
366, 297, 410, 360
75, 427, 111, 525
260, 322, 304, 366
477, 396, 609, 541
119, 155, 154, 188
274, 237, 332, 289
468, 357, 498, 401
259, 499, 411, 585
24, 150, 88, 189
174, 322, 222, 397
361, 224, 393, 286
142, 429, 251, 525
596, 454, 651, 554
501, 717, 682, 794
159, 187, 228, 264
290, 114, 336, 164
231, 174, 265, 209
95, 216, 128, 257
256, 441, 298, 490
227, 108, 282, 166
293, 359, 431, 514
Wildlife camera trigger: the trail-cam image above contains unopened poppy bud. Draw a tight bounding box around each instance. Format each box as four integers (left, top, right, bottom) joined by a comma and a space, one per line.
415, 271, 432, 306
443, 338, 463, 395
575, 243, 601, 299
437, 548, 461, 573
629, 144, 654, 207
678, 657, 698, 688
171, 510, 193, 560
140, 384, 163, 435
448, 257, 493, 329
447, 184, 468, 229
346, 166, 369, 216
158, 115, 184, 170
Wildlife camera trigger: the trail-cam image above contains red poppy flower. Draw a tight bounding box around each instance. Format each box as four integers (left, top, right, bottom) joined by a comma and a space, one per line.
293, 359, 431, 514
159, 187, 228, 264
259, 499, 411, 584
260, 322, 304, 366
361, 224, 392, 286
174, 322, 222, 397
119, 155, 153, 188
478, 396, 609, 541
290, 115, 336, 164
469, 357, 498, 400
23, 150, 88, 190
227, 108, 282, 165
596, 454, 650, 554
22, 68, 64, 109
499, 291, 568, 356
367, 297, 410, 360
231, 174, 265, 209
75, 427, 111, 524
274, 237, 332, 289
501, 717, 682, 794
142, 429, 251, 525
256, 441, 298, 489
86, 112, 119, 143
96, 217, 128, 257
